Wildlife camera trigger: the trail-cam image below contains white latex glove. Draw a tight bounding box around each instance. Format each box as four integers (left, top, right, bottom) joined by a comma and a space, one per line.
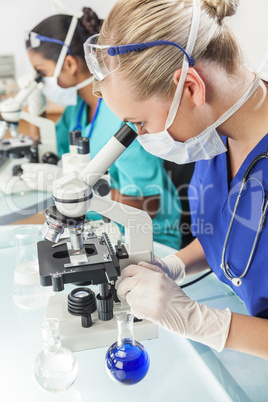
18, 72, 47, 116
117, 264, 232, 352
21, 163, 62, 192
140, 254, 186, 282
0, 173, 32, 194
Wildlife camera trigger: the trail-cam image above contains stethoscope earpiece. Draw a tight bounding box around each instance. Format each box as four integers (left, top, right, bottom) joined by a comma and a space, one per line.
231, 278, 242, 287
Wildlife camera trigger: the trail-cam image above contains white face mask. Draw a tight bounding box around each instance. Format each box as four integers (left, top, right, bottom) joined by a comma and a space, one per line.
138, 75, 261, 164
137, 0, 260, 164
41, 10, 93, 107
42, 76, 94, 106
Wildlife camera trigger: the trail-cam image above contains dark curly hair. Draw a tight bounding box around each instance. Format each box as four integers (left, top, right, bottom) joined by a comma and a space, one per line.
26, 7, 103, 64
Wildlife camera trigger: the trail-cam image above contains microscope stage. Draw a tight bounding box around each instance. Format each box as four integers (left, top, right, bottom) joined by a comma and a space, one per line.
37, 233, 120, 288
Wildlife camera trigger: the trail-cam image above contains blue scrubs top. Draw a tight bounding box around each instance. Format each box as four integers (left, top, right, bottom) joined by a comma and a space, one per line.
56, 96, 182, 249
189, 134, 268, 318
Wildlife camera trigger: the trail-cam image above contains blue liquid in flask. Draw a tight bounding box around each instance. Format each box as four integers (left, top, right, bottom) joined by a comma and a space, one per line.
105, 312, 150, 385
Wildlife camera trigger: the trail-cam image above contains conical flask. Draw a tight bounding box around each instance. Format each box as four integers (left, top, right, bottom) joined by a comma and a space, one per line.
12, 225, 51, 309
33, 318, 78, 393
105, 312, 150, 385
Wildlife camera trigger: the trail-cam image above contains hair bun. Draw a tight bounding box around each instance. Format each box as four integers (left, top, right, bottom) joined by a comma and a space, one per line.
204, 0, 239, 22
80, 7, 103, 35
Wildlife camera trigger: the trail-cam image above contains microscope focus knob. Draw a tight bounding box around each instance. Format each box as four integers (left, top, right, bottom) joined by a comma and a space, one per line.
42, 152, 59, 165
93, 178, 110, 197
96, 293, 113, 321
51, 274, 64, 292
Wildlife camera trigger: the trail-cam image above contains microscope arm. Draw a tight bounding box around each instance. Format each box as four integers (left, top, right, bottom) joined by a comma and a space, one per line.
54, 124, 139, 218
0, 76, 57, 159
0, 80, 39, 124
20, 111, 57, 161
49, 124, 153, 264
90, 194, 153, 265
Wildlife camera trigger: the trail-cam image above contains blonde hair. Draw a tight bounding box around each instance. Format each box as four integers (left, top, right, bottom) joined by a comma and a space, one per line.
94, 0, 241, 100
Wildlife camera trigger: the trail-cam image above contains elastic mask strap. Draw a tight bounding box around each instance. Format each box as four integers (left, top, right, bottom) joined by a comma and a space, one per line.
76, 76, 94, 90
166, 0, 201, 128
54, 16, 79, 78
201, 75, 261, 136
53, 0, 83, 79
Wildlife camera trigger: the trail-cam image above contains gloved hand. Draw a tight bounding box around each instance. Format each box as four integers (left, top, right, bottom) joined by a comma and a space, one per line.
21, 163, 62, 192
140, 253, 186, 283
0, 173, 32, 194
117, 264, 232, 352
18, 72, 47, 116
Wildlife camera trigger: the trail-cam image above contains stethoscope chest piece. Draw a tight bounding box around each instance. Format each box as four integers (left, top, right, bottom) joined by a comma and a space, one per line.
231, 278, 242, 287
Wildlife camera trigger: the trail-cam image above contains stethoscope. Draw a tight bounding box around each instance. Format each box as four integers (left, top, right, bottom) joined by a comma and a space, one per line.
221, 147, 268, 286
71, 98, 102, 138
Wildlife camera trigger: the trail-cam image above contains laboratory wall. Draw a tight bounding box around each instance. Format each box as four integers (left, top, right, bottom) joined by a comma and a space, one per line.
0, 0, 117, 78
0, 0, 267, 79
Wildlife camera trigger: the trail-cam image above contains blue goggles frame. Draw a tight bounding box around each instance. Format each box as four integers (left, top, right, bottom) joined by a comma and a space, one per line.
107, 40, 195, 66
84, 34, 195, 81
27, 32, 71, 55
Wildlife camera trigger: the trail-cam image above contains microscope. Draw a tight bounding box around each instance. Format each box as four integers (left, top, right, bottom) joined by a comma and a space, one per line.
38, 124, 158, 351
0, 75, 58, 194
0, 75, 57, 173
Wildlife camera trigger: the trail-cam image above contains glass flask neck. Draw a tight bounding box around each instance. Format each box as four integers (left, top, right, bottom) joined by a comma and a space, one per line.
116, 312, 135, 347
41, 318, 61, 353
12, 226, 38, 266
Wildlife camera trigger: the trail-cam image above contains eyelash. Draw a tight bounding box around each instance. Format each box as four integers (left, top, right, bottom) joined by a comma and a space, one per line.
37, 70, 46, 77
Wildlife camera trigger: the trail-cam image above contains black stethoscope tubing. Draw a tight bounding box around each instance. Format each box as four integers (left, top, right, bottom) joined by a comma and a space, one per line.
221, 148, 268, 286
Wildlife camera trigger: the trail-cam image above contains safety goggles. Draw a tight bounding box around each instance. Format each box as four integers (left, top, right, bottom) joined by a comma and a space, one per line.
83, 33, 195, 81
25, 31, 71, 54
26, 11, 80, 78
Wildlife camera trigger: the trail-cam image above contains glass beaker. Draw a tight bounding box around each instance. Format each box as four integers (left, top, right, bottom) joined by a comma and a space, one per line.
12, 225, 51, 309
105, 312, 150, 385
33, 318, 78, 393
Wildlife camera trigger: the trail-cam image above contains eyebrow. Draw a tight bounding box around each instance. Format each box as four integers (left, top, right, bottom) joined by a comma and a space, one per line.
122, 118, 137, 122
33, 64, 45, 70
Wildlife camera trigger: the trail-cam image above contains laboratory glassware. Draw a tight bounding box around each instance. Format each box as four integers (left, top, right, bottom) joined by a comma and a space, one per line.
12, 225, 51, 309
33, 318, 78, 393
105, 311, 150, 385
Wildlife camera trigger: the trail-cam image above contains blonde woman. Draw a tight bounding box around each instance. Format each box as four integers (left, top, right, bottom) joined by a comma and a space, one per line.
84, 0, 268, 359
24, 7, 183, 249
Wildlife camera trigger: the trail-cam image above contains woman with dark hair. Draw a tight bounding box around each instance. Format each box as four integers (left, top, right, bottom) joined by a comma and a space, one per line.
24, 7, 183, 250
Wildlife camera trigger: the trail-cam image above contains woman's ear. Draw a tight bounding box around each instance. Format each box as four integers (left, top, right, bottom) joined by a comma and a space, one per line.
173, 68, 205, 106
62, 55, 78, 76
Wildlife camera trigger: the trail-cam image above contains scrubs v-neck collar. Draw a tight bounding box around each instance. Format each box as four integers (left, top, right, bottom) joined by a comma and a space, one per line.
222, 133, 268, 195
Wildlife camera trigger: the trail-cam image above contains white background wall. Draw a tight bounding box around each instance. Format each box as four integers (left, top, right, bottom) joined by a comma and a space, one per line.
0, 0, 117, 78
0, 0, 267, 79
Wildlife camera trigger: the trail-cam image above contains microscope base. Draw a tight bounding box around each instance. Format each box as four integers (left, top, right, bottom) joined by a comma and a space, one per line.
46, 293, 158, 352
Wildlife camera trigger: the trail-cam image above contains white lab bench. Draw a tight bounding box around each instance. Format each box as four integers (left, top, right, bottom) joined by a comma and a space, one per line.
0, 225, 268, 402
0, 189, 52, 224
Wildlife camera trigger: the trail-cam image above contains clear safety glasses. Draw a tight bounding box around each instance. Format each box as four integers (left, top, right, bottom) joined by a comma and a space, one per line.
83, 33, 195, 81
25, 11, 80, 78
25, 31, 71, 54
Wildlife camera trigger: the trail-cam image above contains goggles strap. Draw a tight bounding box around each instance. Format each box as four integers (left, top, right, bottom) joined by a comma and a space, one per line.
32, 33, 71, 54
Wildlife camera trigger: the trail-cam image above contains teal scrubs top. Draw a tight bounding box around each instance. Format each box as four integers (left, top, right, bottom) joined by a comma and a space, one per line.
56, 95, 182, 249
